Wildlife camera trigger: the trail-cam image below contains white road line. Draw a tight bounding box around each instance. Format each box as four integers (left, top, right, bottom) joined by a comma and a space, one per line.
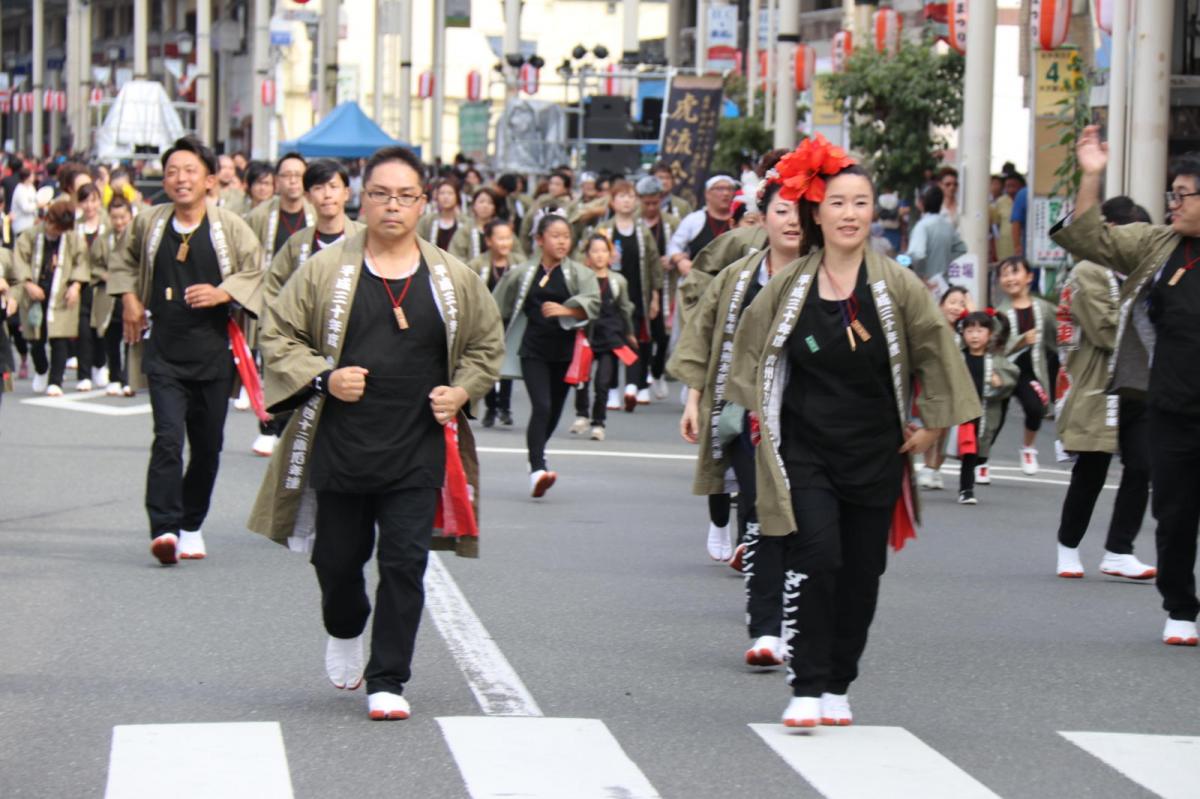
1060, 731, 1200, 799
437, 717, 662, 799
477, 445, 694, 461
105, 722, 294, 799
21, 389, 151, 416
423, 553, 543, 717
750, 724, 1002, 799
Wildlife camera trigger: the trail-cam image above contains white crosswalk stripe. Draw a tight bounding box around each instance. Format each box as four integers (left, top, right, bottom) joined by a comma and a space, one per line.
21, 389, 151, 416
437, 716, 662, 799
1060, 731, 1200, 799
104, 722, 294, 799
750, 724, 1002, 798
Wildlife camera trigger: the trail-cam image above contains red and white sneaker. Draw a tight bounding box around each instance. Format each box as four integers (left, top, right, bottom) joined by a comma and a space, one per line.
178, 530, 206, 560
150, 533, 179, 566
820, 693, 853, 726
1057, 544, 1084, 579
782, 696, 820, 729
367, 692, 410, 720
975, 464, 991, 484
745, 635, 784, 667
729, 543, 746, 573
530, 469, 557, 498
1163, 618, 1198, 647
1099, 552, 1156, 580
623, 385, 637, 413
1021, 447, 1039, 475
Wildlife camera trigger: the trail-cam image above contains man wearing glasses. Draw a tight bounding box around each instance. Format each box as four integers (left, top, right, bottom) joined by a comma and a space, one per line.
1052, 125, 1200, 648
109, 136, 264, 566
249, 146, 504, 721
245, 152, 316, 456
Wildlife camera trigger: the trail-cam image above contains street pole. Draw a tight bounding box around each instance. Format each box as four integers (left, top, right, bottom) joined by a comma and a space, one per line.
764, 0, 774, 128
622, 0, 639, 63
78, 0, 92, 152
373, 0, 384, 124
319, 0, 339, 116
772, 0, 798, 149
196, 0, 213, 143
1105, 0, 1129, 199
67, 0, 80, 150
133, 0, 149, 78
748, 0, 758, 118
431, 0, 445, 161
504, 0, 521, 99
32, 0, 44, 157
252, 0, 271, 159
960, 0, 995, 303
398, 0, 412, 143
1128, 1, 1172, 223
694, 0, 707, 74
665, 0, 681, 66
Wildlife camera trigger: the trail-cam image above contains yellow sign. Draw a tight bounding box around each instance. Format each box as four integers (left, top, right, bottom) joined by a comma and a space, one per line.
1035, 48, 1084, 117
811, 75, 843, 127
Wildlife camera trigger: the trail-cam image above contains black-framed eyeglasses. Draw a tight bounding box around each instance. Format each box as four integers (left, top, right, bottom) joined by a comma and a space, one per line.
1165, 190, 1200, 207
365, 189, 423, 207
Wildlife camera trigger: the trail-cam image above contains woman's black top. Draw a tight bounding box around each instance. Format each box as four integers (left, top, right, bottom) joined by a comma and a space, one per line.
519, 264, 574, 362
588, 276, 626, 353
1013, 304, 1035, 379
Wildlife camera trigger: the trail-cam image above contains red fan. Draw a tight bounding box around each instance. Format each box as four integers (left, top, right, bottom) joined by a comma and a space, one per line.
890, 462, 918, 552
227, 318, 270, 423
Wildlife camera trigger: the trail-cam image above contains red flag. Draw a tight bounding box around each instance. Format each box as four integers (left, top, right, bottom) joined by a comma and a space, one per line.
564, 330, 594, 385
890, 461, 918, 552
227, 318, 270, 422
612, 345, 639, 367
435, 421, 479, 539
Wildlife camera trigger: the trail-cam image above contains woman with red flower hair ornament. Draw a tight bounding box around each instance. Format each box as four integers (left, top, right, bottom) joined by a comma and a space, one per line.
726, 136, 981, 730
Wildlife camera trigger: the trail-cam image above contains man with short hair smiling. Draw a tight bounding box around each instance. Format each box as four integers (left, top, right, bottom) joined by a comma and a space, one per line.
1053, 125, 1200, 648
249, 146, 504, 721
109, 136, 263, 566
215, 154, 248, 214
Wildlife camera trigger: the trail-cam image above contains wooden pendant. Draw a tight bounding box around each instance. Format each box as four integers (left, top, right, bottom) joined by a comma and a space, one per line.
846, 326, 856, 352
851, 319, 872, 343
538, 273, 550, 288
1169, 267, 1187, 286
176, 241, 190, 262
394, 306, 409, 330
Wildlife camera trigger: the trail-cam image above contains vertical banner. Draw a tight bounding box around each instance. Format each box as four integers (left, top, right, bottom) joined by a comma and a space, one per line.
458, 101, 490, 161
658, 75, 724, 201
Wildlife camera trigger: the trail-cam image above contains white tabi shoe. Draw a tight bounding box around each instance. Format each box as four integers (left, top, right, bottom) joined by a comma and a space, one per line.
1099, 552, 1156, 580
530, 469, 557, 498
325, 634, 365, 690
652, 378, 669, 400
782, 697, 820, 730
745, 635, 785, 667
606, 389, 622, 410
1057, 544, 1084, 578
252, 434, 278, 457
569, 416, 590, 435
1021, 447, 1039, 475
75, 378, 93, 392
31, 371, 49, 393
105, 382, 123, 396
46, 385, 64, 397
1162, 618, 1199, 647
706, 523, 730, 561
820, 693, 853, 726
178, 530, 207, 560
636, 388, 651, 405
917, 467, 935, 489
233, 387, 252, 411
150, 533, 179, 566
367, 692, 411, 720
93, 366, 109, 386
930, 470, 945, 490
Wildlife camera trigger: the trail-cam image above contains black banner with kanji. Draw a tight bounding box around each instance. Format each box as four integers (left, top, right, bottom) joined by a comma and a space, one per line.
658, 75, 724, 202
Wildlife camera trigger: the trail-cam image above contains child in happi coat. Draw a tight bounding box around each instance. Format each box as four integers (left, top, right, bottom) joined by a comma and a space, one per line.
956, 309, 1017, 504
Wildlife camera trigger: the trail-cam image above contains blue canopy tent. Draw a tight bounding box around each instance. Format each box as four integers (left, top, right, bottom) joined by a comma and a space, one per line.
280, 102, 417, 158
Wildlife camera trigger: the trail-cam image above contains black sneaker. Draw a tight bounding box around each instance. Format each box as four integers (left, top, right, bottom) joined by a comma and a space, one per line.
498, 409, 514, 426
958, 490, 977, 505
482, 409, 496, 428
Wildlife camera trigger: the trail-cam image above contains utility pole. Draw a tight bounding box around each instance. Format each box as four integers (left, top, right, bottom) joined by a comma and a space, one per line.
622, 0, 639, 63
772, 0, 798, 149
1128, 0, 1173, 221
196, 0, 213, 143
504, 0, 521, 99
32, 0, 45, 157
373, 0, 385, 124
431, 0, 446, 161
67, 0, 80, 150
319, 0, 339, 116
398, 0, 412, 143
764, 0, 775, 129
665, 0, 681, 66
252, 0, 271, 159
959, 0, 995, 303
1105, 0, 1130, 199
694, 0, 707, 74
133, 0, 149, 77
747, 0, 758, 118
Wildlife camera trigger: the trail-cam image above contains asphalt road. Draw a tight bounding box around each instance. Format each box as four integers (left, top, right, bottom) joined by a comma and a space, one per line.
1, 374, 1196, 799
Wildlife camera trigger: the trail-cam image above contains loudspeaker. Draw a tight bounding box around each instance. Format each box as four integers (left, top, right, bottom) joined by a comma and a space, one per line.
583, 95, 638, 174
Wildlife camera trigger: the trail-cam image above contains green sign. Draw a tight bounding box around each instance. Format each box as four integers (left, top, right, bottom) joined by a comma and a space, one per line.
459, 101, 490, 159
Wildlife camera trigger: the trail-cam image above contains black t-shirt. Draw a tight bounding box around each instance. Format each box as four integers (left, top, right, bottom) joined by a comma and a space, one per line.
36, 237, 59, 293
313, 229, 344, 253
144, 216, 231, 380
965, 351, 984, 399
1148, 239, 1200, 416
1013, 304, 1035, 378
519, 264, 575, 362
781, 266, 902, 507
612, 227, 643, 317
273, 208, 307, 254
310, 260, 449, 493
485, 261, 511, 292
435, 222, 457, 252
686, 214, 733, 258
589, 275, 626, 353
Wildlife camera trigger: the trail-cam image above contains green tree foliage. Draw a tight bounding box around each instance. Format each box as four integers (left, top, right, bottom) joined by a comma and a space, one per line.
1045, 50, 1092, 199
823, 37, 965, 197
712, 115, 774, 175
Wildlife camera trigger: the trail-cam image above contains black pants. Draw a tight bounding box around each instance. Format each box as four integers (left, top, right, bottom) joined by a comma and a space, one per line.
7, 315, 27, 359
1013, 375, 1044, 433
312, 487, 438, 695
76, 283, 104, 378
145, 372, 232, 537
782, 486, 891, 697
522, 357, 571, 472
728, 424, 757, 543
1149, 408, 1200, 622
649, 313, 669, 381
103, 298, 127, 386
959, 420, 980, 492
627, 338, 653, 390
29, 314, 68, 387
573, 351, 617, 426
729, 429, 784, 639
709, 494, 731, 527
484, 379, 513, 412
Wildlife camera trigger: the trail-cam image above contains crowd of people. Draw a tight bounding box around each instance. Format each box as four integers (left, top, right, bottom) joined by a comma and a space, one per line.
0, 123, 1196, 728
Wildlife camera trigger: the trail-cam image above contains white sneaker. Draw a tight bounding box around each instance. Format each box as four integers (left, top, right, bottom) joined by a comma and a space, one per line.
1162, 618, 1199, 646
46, 384, 64, 397
636, 388, 651, 405
325, 634, 365, 690
178, 529, 207, 560
569, 416, 590, 435
1099, 551, 1156, 580
530, 469, 557, 498
233, 386, 251, 411
105, 381, 123, 396
1057, 543, 1084, 578
590, 425, 605, 441
252, 434, 278, 457
31, 371, 49, 393
367, 691, 411, 720
745, 635, 784, 667
652, 379, 669, 400
930, 470, 944, 490
975, 464, 991, 484
820, 693, 853, 726
92, 366, 109, 386
706, 522, 730, 561
75, 378, 93, 392
150, 533, 178, 566
782, 696, 820, 729
606, 389, 621, 410
65, 356, 78, 370
917, 467, 935, 489
1021, 447, 1039, 475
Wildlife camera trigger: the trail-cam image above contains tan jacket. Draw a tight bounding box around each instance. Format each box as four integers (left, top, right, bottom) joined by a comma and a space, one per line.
726, 248, 981, 536
585, 218, 664, 317
264, 219, 366, 303
448, 220, 526, 264
679, 225, 768, 329
89, 225, 131, 333
1056, 261, 1120, 453
107, 204, 264, 389
245, 196, 316, 270
247, 233, 505, 557
417, 211, 463, 243
12, 224, 92, 340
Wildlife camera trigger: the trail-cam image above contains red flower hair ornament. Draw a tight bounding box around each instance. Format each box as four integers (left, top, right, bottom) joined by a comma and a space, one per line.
763, 134, 857, 204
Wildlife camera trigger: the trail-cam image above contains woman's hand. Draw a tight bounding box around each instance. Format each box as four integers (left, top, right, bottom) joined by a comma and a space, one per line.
541, 301, 569, 318
680, 388, 702, 444
991, 372, 1002, 388
122, 294, 146, 343
65, 282, 81, 309
24, 281, 46, 303
899, 423, 944, 455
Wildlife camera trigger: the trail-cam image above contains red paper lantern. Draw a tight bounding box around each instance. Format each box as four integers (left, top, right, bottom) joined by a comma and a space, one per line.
603, 63, 618, 95
519, 63, 539, 95
832, 30, 853, 73
55, 90, 66, 113
873, 8, 903, 55
261, 78, 276, 107
794, 44, 816, 92
466, 70, 482, 102
948, 0, 968, 55
1033, 0, 1071, 50
1094, 0, 1114, 34
89, 87, 105, 106
418, 70, 435, 99
0, 89, 10, 113
22, 92, 35, 113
